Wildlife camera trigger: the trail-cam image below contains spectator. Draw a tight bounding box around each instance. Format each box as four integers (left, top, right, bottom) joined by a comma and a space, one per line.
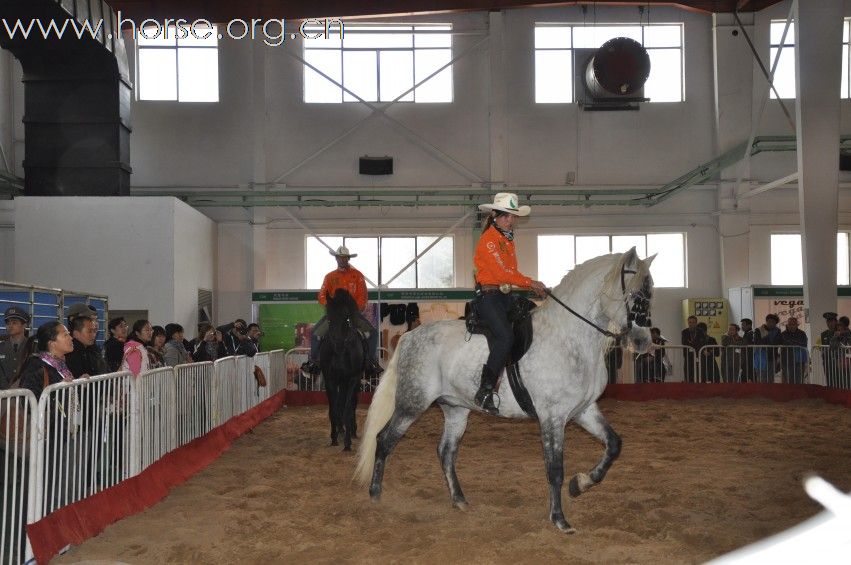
16, 321, 75, 398
0, 307, 30, 389
697, 322, 720, 383
66, 303, 97, 326
635, 327, 666, 383
754, 314, 782, 383
65, 313, 107, 379
217, 319, 248, 357
191, 323, 226, 362
780, 317, 808, 384
820, 312, 839, 387
237, 323, 263, 357
720, 323, 744, 382
740, 318, 756, 382
104, 317, 128, 372
164, 323, 191, 367
829, 315, 851, 381
122, 320, 153, 377
604, 338, 623, 384
681, 315, 699, 383
148, 326, 167, 368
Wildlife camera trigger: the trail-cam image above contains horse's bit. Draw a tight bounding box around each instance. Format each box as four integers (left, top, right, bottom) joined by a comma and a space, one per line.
544, 264, 652, 339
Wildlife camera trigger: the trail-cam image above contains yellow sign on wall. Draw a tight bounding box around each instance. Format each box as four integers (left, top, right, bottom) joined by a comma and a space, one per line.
682, 298, 729, 341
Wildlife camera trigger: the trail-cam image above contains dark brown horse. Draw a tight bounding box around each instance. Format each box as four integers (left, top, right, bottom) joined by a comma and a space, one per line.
320, 288, 364, 451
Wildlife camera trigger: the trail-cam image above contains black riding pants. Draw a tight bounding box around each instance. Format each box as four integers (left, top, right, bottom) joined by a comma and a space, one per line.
479, 291, 514, 375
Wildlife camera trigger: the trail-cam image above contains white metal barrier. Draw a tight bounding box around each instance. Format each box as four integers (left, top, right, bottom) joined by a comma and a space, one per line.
810, 345, 851, 389
1, 390, 37, 565
253, 352, 271, 405
695, 345, 810, 384
34, 371, 135, 519
212, 357, 238, 426
174, 362, 214, 446
137, 368, 177, 471
268, 350, 285, 394
283, 347, 389, 392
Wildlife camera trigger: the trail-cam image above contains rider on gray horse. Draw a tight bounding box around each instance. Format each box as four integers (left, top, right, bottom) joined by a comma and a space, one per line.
473, 193, 548, 414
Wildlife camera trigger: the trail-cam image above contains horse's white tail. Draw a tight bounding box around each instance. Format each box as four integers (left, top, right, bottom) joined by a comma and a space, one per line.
354, 345, 400, 486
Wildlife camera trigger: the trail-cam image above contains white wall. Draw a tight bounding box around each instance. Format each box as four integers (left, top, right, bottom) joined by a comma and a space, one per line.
13, 197, 214, 331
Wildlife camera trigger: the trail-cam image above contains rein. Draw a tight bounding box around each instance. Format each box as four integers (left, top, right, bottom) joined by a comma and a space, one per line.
544, 289, 625, 339
544, 264, 652, 340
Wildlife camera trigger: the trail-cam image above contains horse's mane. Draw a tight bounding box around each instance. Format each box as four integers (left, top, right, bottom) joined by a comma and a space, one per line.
326, 288, 360, 323
550, 251, 652, 301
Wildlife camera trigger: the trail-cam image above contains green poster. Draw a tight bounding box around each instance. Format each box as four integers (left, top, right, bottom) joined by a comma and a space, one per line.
259, 303, 325, 352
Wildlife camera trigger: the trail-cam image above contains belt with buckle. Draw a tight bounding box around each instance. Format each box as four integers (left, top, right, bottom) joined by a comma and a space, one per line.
480, 284, 512, 294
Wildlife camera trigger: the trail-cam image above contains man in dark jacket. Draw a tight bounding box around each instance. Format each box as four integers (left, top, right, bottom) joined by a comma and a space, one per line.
217, 319, 248, 356
66, 315, 108, 379
104, 317, 128, 372
740, 318, 756, 382
820, 312, 838, 387
0, 306, 30, 389
237, 324, 263, 357
681, 315, 699, 383
780, 317, 808, 384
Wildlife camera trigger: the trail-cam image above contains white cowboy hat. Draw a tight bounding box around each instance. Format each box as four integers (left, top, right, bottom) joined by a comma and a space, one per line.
478, 192, 531, 217
330, 245, 357, 258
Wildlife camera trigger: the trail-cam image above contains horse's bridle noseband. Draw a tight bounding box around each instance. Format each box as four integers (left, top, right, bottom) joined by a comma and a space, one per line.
546, 264, 652, 339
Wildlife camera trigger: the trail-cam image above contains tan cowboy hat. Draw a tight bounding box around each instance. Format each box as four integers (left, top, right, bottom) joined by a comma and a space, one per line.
330, 245, 357, 258
478, 192, 531, 217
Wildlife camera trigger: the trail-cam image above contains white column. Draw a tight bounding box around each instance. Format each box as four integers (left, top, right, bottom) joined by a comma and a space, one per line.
795, 1, 843, 324
488, 11, 506, 187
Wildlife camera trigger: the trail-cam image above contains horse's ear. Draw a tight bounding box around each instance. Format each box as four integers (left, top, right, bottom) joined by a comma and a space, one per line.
644, 253, 658, 268
621, 246, 640, 270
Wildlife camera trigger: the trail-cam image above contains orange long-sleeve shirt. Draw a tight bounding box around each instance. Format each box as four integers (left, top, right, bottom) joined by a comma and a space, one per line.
474, 226, 533, 288
318, 267, 368, 311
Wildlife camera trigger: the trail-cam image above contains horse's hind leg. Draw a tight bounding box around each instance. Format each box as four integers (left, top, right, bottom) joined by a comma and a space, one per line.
325, 389, 339, 446
437, 404, 471, 510
369, 409, 419, 501
568, 403, 621, 498
540, 416, 574, 533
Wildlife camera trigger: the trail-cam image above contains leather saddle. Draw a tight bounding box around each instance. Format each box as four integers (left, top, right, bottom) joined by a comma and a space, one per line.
464, 293, 538, 419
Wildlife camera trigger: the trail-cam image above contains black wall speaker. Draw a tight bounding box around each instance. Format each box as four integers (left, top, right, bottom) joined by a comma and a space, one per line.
359, 156, 393, 175
841, 153, 851, 171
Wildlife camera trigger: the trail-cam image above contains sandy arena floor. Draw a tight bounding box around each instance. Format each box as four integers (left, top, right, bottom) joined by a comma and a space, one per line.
57, 397, 851, 564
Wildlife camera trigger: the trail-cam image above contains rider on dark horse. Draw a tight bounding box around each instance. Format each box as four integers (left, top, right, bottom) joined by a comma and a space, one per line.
301, 245, 384, 378
474, 193, 547, 414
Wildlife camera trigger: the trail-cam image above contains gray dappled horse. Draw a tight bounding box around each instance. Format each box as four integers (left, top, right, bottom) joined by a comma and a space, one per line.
355, 248, 654, 533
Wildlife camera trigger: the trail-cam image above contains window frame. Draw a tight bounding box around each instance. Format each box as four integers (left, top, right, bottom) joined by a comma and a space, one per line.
135, 23, 220, 103
537, 232, 687, 288
302, 23, 454, 104
769, 232, 851, 285
533, 22, 685, 104
305, 235, 456, 288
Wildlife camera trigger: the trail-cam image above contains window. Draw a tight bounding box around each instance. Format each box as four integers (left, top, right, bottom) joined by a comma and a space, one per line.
137, 23, 219, 102
304, 24, 452, 103
537, 233, 686, 288
771, 233, 851, 285
534, 23, 683, 103
770, 19, 851, 99
306, 236, 454, 288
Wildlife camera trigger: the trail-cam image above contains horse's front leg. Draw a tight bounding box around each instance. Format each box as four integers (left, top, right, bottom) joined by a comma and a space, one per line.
325, 388, 339, 446
569, 402, 621, 498
540, 417, 574, 533
342, 379, 359, 452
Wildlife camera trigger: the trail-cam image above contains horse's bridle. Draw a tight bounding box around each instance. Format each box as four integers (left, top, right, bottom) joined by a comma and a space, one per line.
545, 264, 652, 339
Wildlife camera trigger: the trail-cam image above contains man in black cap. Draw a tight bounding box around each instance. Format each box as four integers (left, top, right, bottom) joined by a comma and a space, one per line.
820, 312, 839, 387
0, 307, 30, 388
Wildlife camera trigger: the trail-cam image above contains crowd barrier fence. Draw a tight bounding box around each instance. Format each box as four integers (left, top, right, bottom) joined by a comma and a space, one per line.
284, 347, 390, 392
0, 349, 285, 564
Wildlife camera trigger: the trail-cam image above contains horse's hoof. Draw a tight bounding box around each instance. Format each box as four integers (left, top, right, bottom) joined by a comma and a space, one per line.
330, 440, 338, 447
369, 488, 382, 502
552, 517, 576, 534
568, 476, 582, 498
452, 499, 469, 511
343, 445, 352, 452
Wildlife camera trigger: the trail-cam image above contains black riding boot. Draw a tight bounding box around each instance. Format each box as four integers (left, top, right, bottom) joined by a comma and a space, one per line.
474, 365, 499, 415
362, 338, 384, 376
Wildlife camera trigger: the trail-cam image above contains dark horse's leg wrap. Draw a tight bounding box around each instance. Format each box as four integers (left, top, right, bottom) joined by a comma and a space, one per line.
540, 418, 574, 533
569, 403, 621, 498
370, 411, 416, 501
437, 404, 471, 508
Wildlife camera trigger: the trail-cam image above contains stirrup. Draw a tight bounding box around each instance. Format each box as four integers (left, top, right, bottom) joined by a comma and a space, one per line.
475, 388, 500, 414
